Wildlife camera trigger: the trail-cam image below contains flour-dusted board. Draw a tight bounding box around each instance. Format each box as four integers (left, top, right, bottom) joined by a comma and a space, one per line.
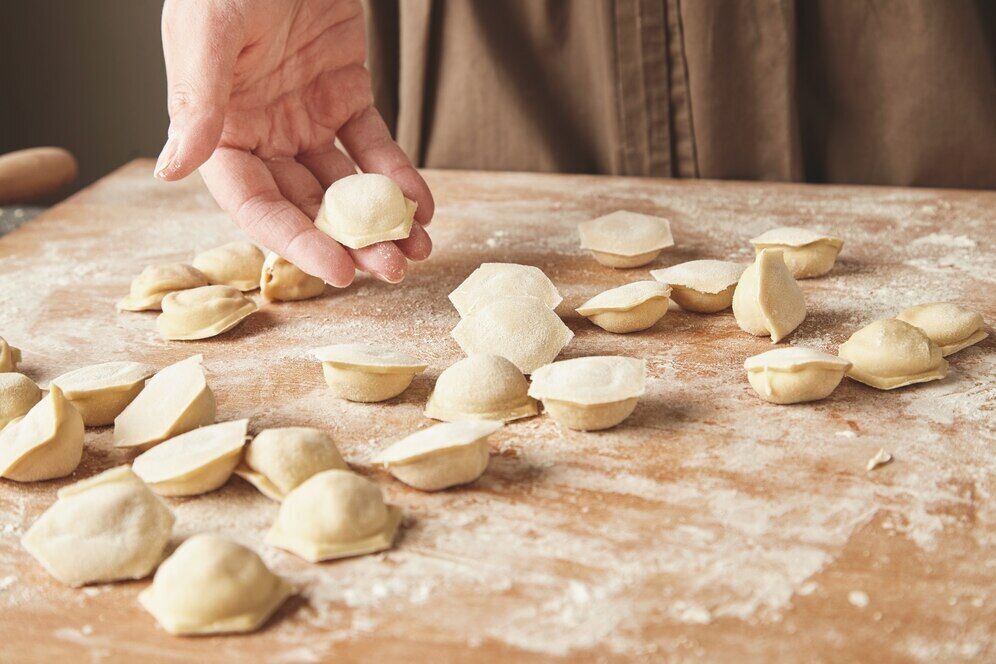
0, 161, 993, 662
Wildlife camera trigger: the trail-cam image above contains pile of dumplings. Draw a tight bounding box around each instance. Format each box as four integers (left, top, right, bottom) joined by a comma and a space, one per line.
1, 175, 989, 638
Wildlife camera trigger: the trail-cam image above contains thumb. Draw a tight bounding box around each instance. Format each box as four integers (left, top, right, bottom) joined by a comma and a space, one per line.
156, 1, 242, 181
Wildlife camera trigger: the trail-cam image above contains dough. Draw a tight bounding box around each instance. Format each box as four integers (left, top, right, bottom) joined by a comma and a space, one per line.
448, 263, 563, 317
576, 281, 671, 333
192, 241, 265, 291
266, 469, 402, 562
236, 427, 348, 501
0, 337, 22, 372
451, 296, 574, 373
139, 533, 294, 635
0, 372, 41, 429
0, 385, 84, 482
895, 302, 988, 356
749, 227, 843, 279
116, 263, 209, 311
157, 285, 257, 341
578, 211, 674, 268
424, 354, 538, 423
838, 319, 948, 390
114, 355, 216, 450
744, 347, 852, 404
732, 249, 806, 342
49, 361, 155, 426
650, 260, 746, 313
132, 419, 248, 496
314, 343, 427, 402
314, 173, 417, 249
21, 466, 174, 586
528, 356, 645, 431
373, 420, 501, 491
260, 252, 325, 302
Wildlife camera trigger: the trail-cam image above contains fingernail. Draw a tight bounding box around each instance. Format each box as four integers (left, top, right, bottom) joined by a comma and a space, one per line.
378, 270, 404, 284
154, 132, 180, 179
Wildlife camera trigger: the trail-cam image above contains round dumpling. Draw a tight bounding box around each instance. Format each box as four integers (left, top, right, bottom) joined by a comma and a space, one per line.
749, 227, 843, 279
895, 302, 987, 356
49, 360, 155, 426
732, 249, 806, 343
578, 211, 674, 268
373, 420, 501, 491
650, 260, 746, 313
314, 173, 417, 249
424, 355, 538, 422
117, 263, 209, 311
838, 319, 948, 390
744, 347, 851, 404
0, 372, 42, 429
157, 285, 257, 341
528, 356, 645, 431
237, 427, 348, 501
192, 241, 265, 291
576, 281, 671, 333
260, 252, 325, 302
314, 343, 427, 402
448, 263, 562, 317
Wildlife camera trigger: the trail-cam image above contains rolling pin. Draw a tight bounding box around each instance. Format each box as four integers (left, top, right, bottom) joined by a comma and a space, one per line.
0, 147, 78, 205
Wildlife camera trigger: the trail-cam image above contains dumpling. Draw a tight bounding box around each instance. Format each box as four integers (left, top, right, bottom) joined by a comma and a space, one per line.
139, 534, 294, 635
0, 372, 41, 429
116, 263, 209, 311
448, 263, 562, 317
157, 285, 257, 341
451, 296, 574, 374
114, 355, 216, 450
313, 343, 427, 402
528, 356, 645, 431
424, 354, 538, 422
314, 173, 416, 249
192, 241, 265, 291
838, 319, 948, 390
749, 227, 843, 279
21, 466, 174, 586
744, 347, 852, 404
578, 211, 674, 268
260, 252, 325, 302
895, 302, 988, 356
132, 419, 248, 496
650, 260, 746, 313
732, 249, 806, 342
266, 469, 402, 562
576, 281, 671, 333
0, 336, 22, 372
0, 385, 84, 482
236, 427, 348, 501
373, 420, 501, 491
49, 361, 155, 426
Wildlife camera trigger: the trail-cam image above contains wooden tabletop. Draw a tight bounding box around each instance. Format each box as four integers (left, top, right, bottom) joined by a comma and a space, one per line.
0, 161, 993, 663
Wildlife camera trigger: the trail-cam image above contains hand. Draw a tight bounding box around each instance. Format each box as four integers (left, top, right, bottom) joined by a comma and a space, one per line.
157, 0, 432, 286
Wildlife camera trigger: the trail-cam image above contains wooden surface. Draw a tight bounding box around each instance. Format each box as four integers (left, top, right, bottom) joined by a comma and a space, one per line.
0, 161, 993, 663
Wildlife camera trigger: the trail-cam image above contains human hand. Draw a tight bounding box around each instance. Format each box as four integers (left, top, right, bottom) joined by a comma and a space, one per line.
157, 0, 432, 286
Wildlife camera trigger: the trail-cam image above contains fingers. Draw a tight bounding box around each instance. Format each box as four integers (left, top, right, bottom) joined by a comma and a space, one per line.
298, 144, 357, 188
200, 148, 355, 287
395, 223, 433, 262
157, 1, 243, 181
337, 107, 435, 225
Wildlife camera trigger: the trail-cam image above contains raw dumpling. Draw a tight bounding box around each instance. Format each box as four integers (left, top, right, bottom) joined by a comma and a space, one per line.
424, 354, 538, 423
116, 263, 209, 311
528, 356, 645, 431
373, 420, 501, 491
650, 260, 746, 313
0, 385, 84, 482
236, 427, 347, 501
895, 302, 988, 356
749, 227, 843, 279
260, 252, 325, 302
451, 296, 574, 374
114, 355, 216, 450
157, 285, 257, 341
732, 249, 806, 342
132, 419, 248, 496
266, 469, 402, 562
192, 241, 265, 291
0, 373, 41, 429
0, 337, 22, 372
314, 173, 416, 249
578, 211, 674, 268
139, 534, 294, 635
838, 319, 948, 390
314, 343, 427, 402
21, 466, 174, 586
448, 263, 562, 317
576, 281, 671, 333
744, 347, 852, 404
49, 361, 155, 426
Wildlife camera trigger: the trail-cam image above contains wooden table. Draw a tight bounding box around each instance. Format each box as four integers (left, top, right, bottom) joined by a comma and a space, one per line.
0, 161, 993, 663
